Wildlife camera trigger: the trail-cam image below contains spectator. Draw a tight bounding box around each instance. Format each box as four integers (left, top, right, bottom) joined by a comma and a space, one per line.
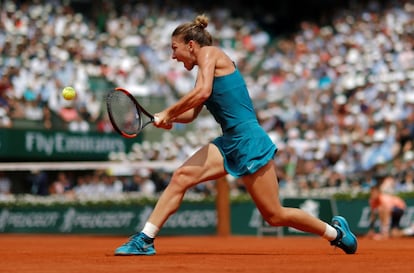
84, 94, 102, 123
86, 171, 107, 197
96, 114, 114, 133
100, 173, 124, 197
0, 172, 11, 196
59, 103, 79, 123
68, 113, 90, 132
72, 175, 91, 197
49, 171, 74, 197
28, 170, 49, 196
128, 169, 156, 196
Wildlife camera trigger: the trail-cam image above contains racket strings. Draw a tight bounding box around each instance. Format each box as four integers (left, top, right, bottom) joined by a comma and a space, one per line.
108, 91, 141, 135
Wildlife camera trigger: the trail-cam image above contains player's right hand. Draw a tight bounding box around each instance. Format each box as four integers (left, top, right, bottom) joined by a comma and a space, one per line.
154, 113, 173, 130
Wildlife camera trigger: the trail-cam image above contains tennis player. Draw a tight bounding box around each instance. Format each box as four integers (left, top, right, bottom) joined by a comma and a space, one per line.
114, 14, 357, 255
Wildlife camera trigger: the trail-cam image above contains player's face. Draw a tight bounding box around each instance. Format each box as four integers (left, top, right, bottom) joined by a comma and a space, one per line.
171, 36, 195, 71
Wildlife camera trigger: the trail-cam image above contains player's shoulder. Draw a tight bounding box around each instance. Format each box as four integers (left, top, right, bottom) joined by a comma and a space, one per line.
200, 46, 227, 55
198, 46, 231, 65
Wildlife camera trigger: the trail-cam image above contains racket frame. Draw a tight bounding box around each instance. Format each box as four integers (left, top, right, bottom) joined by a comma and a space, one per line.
106, 87, 155, 138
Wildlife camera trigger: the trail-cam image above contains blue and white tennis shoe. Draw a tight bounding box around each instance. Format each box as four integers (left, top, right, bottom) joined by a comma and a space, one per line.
114, 232, 156, 256
330, 216, 358, 254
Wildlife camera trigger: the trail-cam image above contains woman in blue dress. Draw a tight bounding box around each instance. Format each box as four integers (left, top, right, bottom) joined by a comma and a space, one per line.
115, 14, 357, 255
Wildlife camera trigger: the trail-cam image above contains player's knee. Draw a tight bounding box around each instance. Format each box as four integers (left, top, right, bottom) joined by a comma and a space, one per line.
262, 211, 285, 226
266, 217, 286, 227
169, 168, 195, 191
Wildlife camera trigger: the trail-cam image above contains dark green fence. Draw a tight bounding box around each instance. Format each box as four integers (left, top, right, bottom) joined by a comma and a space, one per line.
1, 198, 413, 236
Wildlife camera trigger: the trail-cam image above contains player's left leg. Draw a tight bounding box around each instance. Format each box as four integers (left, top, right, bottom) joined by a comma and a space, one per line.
115, 143, 226, 255
242, 160, 357, 254
146, 143, 226, 228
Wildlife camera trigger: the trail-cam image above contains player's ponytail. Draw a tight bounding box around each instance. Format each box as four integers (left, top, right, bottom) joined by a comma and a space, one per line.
194, 14, 209, 29
172, 14, 213, 46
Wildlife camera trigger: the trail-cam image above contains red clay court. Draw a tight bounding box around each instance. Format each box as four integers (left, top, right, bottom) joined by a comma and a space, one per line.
1, 234, 413, 273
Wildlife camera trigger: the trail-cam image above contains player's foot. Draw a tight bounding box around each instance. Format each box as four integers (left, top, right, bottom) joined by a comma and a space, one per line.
114, 232, 156, 256
330, 216, 358, 254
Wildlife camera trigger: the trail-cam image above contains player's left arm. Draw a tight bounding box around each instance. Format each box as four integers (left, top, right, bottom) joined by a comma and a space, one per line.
172, 105, 204, 123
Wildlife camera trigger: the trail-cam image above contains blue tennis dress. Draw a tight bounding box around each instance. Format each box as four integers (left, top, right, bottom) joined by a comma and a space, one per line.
204, 69, 277, 177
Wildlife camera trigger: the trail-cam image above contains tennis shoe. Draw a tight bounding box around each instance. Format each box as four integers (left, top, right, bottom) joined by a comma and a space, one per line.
330, 216, 358, 254
114, 232, 156, 256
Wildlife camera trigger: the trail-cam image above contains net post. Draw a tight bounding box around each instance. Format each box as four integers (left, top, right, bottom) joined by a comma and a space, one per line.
216, 176, 230, 236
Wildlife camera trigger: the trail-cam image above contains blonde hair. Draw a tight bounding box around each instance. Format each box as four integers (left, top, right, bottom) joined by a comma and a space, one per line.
172, 14, 213, 46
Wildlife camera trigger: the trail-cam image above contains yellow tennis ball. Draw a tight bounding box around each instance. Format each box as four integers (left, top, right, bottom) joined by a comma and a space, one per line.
62, 86, 76, 100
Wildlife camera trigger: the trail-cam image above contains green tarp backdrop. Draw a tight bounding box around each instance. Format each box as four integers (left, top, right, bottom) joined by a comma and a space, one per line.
2, 198, 413, 236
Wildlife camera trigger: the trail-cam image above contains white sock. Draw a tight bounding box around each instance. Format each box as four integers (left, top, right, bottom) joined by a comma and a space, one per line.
142, 222, 159, 239
322, 223, 338, 241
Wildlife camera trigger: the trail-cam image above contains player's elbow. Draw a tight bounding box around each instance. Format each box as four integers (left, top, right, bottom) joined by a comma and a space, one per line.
183, 112, 199, 123
199, 91, 211, 102
174, 109, 198, 123
195, 86, 211, 102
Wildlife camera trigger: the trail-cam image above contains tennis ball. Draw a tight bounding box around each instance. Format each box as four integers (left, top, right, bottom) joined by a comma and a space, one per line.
62, 86, 76, 100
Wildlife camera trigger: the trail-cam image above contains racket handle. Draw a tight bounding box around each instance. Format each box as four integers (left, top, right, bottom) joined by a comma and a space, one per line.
153, 116, 159, 124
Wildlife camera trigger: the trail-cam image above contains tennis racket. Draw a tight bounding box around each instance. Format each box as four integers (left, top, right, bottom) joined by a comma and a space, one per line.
106, 87, 157, 138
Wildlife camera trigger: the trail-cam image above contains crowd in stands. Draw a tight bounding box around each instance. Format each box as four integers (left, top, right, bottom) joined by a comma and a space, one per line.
1, 0, 414, 199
